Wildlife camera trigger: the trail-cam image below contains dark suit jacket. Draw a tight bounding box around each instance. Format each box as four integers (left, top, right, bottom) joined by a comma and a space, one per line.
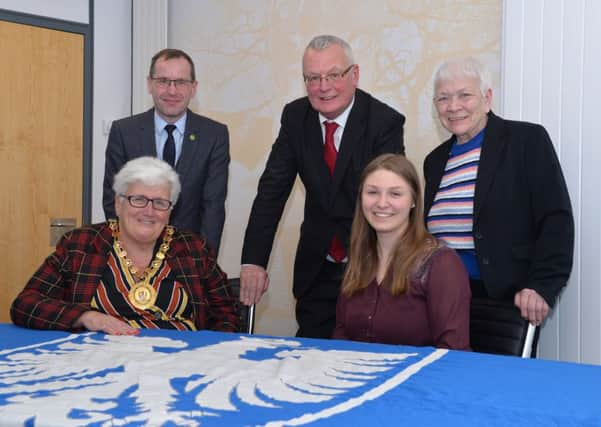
241, 89, 405, 299
424, 112, 574, 306
102, 108, 229, 254
10, 222, 239, 332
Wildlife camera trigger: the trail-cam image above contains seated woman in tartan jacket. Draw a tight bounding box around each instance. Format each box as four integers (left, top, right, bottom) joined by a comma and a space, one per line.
11, 157, 239, 335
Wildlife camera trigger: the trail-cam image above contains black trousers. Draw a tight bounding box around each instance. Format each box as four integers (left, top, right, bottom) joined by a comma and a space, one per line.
295, 260, 346, 339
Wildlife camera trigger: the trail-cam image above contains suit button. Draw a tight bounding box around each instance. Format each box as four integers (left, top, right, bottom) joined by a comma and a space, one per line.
474, 231, 483, 239
481, 257, 490, 265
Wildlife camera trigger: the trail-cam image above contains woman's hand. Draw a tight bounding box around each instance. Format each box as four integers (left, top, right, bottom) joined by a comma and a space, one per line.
514, 288, 549, 326
74, 311, 139, 335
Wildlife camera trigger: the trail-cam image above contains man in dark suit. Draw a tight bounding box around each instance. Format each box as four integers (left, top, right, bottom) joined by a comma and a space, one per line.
424, 57, 574, 327
239, 35, 405, 338
103, 49, 229, 255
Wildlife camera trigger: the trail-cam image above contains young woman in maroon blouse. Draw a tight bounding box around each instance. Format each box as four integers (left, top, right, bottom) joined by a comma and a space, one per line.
332, 154, 471, 350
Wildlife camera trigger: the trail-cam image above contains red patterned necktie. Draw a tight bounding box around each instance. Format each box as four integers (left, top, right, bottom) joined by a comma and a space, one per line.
323, 121, 346, 262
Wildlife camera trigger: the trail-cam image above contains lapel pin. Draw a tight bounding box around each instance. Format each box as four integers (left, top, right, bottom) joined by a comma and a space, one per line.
189, 134, 196, 141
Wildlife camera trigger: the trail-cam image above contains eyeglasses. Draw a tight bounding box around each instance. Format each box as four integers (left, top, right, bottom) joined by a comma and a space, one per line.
303, 64, 355, 87
150, 77, 194, 90
434, 91, 478, 107
120, 194, 173, 211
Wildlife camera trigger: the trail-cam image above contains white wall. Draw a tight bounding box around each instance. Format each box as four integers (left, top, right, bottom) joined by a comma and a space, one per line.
91, 1, 133, 222
502, 0, 601, 364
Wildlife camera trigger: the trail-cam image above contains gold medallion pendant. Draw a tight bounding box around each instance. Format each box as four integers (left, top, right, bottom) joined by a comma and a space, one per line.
109, 219, 174, 311
128, 281, 157, 310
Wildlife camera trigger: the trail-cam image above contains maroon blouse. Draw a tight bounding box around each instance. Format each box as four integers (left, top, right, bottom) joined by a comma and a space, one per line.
332, 246, 471, 350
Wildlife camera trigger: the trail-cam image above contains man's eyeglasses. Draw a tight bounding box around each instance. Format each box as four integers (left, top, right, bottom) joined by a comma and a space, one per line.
120, 194, 173, 211
150, 77, 194, 90
303, 64, 355, 87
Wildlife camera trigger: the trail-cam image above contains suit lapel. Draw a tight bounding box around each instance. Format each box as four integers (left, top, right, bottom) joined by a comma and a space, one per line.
474, 112, 507, 221
305, 110, 332, 208
138, 109, 158, 157
176, 110, 203, 179
330, 92, 367, 198
424, 139, 453, 214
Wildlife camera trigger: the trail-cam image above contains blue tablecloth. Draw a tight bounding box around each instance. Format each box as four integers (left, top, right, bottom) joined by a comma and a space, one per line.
1, 324, 600, 426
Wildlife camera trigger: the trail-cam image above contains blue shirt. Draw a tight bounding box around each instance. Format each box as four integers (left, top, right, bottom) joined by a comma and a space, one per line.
154, 113, 187, 165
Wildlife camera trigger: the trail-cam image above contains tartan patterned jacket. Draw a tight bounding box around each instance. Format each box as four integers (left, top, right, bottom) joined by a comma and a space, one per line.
10, 222, 239, 332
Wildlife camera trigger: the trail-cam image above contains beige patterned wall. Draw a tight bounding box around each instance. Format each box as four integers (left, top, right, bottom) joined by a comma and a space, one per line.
168, 0, 501, 336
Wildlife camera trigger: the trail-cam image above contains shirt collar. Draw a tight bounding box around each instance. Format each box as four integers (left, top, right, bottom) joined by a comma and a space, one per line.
450, 128, 485, 156
154, 111, 187, 134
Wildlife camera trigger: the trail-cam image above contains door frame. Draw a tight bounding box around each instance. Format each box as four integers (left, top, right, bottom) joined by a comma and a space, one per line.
0, 4, 94, 223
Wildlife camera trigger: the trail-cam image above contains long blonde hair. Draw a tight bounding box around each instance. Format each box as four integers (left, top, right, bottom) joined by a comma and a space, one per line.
341, 154, 436, 297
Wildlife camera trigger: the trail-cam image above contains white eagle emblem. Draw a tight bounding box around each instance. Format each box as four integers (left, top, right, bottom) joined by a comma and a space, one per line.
0, 332, 447, 426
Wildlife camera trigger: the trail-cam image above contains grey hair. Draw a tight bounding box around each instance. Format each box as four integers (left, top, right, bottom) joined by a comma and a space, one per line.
305, 35, 354, 65
434, 57, 491, 96
112, 156, 181, 204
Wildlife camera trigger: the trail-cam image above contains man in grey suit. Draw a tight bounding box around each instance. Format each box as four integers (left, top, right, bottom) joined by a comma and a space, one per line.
103, 49, 229, 254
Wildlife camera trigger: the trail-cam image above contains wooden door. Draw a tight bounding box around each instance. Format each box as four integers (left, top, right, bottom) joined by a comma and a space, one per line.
0, 20, 84, 321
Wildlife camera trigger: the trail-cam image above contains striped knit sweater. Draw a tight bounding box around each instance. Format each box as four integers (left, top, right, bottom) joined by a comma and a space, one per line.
426, 130, 484, 278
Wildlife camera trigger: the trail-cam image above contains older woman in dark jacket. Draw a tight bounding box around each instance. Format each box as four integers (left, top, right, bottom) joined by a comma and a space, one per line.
11, 157, 239, 334
424, 57, 574, 326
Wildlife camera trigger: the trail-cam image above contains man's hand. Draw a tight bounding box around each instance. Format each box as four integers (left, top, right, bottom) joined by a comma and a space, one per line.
514, 288, 550, 326
74, 311, 140, 335
240, 264, 269, 305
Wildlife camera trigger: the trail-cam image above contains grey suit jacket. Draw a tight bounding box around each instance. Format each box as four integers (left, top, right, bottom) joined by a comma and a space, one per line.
102, 108, 229, 255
